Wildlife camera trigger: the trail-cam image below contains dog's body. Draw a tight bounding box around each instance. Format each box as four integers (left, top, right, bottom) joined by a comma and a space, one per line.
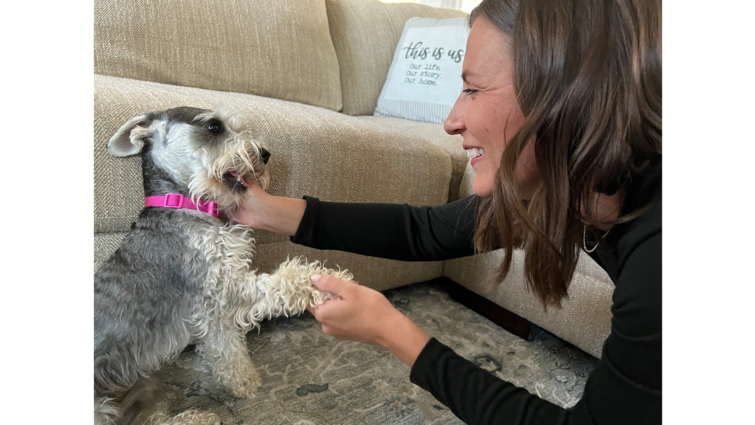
95, 107, 350, 424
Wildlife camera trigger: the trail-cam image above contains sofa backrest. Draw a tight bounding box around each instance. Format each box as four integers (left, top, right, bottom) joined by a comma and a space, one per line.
94, 0, 343, 111
325, 0, 467, 116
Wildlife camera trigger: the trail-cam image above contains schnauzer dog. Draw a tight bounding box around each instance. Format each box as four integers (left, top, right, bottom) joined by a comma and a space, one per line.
94, 106, 351, 425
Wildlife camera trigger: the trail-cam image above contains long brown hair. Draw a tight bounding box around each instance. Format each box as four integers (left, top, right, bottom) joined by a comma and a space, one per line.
470, 0, 662, 307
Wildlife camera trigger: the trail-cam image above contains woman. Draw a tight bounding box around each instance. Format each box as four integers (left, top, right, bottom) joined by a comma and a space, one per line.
233, 0, 661, 423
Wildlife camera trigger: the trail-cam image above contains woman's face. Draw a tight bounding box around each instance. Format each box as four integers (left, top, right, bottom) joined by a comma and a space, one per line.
445, 17, 540, 199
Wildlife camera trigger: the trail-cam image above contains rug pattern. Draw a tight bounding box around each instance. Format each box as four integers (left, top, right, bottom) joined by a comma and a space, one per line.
160, 281, 598, 424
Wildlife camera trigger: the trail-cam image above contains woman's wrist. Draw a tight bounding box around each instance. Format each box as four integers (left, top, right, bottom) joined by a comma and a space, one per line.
233, 182, 307, 236
380, 311, 431, 368
258, 195, 306, 237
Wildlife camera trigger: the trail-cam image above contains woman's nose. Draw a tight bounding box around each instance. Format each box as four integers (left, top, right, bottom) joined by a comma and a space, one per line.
444, 96, 466, 135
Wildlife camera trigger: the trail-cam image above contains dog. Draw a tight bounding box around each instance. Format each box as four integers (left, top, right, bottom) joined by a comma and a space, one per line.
94, 106, 352, 425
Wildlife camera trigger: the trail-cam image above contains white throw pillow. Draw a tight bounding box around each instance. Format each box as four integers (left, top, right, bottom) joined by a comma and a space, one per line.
374, 17, 470, 124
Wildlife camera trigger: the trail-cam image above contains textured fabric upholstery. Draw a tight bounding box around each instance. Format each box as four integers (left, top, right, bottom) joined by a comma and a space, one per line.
94, 0, 342, 111
444, 163, 615, 358
443, 250, 613, 359
95, 232, 443, 291
325, 0, 466, 116
94, 232, 127, 273
356, 116, 466, 202
94, 74, 452, 239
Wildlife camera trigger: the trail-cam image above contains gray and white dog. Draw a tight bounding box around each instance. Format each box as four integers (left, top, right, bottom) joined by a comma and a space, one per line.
95, 106, 351, 425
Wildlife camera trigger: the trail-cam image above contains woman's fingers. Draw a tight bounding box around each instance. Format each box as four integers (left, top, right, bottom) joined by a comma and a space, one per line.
310, 274, 353, 298
245, 179, 265, 194
306, 275, 339, 316
229, 181, 266, 227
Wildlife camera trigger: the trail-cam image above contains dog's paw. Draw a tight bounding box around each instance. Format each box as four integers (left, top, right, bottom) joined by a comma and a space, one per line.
229, 377, 262, 399
309, 288, 336, 307
224, 367, 262, 398
308, 266, 354, 307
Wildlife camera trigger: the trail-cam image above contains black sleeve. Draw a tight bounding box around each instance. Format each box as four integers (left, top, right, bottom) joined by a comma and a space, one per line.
409, 232, 662, 425
290, 195, 478, 261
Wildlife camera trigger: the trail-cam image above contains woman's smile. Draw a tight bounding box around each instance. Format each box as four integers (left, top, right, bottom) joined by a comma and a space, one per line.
466, 147, 486, 166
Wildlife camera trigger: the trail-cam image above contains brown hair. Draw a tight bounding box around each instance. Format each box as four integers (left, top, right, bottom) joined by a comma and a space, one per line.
469, 0, 662, 307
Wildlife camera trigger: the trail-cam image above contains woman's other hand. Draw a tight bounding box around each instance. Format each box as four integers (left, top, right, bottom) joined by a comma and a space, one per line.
307, 274, 430, 367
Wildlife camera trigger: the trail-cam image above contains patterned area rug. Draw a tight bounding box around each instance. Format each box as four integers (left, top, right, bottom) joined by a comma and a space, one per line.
160, 281, 597, 424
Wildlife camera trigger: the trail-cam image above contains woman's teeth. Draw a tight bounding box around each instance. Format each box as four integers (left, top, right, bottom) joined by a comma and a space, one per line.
467, 148, 486, 159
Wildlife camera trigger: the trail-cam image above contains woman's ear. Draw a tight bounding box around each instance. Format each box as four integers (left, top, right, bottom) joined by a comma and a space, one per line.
106, 114, 154, 157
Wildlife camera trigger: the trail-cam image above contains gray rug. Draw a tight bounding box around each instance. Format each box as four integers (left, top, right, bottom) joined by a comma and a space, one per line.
160, 281, 597, 424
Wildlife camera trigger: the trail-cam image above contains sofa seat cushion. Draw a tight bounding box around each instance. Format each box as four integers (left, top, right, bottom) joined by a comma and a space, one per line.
95, 231, 443, 291
325, 0, 466, 116
94, 74, 452, 246
356, 116, 466, 202
94, 0, 342, 111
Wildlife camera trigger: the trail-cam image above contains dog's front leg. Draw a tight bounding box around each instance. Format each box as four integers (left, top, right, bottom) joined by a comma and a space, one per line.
254, 257, 354, 319
195, 325, 261, 399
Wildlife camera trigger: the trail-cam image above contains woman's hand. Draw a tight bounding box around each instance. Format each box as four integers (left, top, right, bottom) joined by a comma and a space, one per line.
228, 180, 270, 229
229, 181, 306, 236
307, 274, 430, 367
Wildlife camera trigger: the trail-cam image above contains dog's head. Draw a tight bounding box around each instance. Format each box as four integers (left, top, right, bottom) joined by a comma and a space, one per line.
107, 106, 270, 213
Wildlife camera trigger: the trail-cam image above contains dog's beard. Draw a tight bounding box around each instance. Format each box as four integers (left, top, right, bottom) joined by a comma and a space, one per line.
188, 135, 270, 214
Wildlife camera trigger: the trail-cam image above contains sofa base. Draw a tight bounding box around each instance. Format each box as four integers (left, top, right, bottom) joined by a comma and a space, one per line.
428, 277, 533, 341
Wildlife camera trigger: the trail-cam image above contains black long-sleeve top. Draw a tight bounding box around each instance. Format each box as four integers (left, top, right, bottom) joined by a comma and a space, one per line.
290, 161, 661, 425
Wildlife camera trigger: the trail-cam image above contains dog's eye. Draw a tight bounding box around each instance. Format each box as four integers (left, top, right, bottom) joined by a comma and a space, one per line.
207, 122, 223, 135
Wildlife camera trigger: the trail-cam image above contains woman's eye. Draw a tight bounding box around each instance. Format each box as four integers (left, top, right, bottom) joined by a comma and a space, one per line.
463, 88, 478, 96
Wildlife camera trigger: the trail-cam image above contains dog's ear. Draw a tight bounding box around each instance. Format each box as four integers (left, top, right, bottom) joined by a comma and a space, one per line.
107, 114, 154, 157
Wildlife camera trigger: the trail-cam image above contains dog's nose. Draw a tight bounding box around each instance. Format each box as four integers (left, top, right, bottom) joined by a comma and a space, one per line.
260, 148, 271, 164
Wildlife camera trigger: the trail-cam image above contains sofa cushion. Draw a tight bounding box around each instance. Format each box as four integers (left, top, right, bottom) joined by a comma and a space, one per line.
94, 0, 342, 111
325, 0, 466, 116
94, 75, 452, 243
356, 116, 466, 202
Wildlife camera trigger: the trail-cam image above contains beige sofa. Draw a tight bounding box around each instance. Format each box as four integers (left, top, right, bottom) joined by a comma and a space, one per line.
94, 0, 614, 358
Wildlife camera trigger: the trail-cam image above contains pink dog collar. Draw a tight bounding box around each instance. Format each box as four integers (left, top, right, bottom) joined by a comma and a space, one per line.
144, 193, 220, 217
